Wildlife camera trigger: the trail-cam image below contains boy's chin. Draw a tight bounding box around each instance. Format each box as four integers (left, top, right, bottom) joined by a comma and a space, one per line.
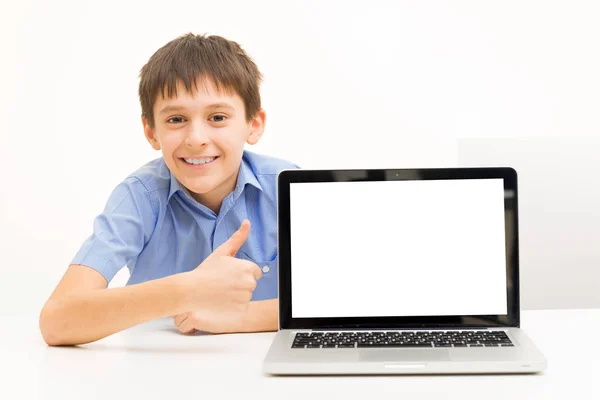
183, 182, 217, 195
182, 177, 230, 196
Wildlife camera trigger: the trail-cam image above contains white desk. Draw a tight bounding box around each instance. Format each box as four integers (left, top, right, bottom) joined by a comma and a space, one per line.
3, 309, 599, 399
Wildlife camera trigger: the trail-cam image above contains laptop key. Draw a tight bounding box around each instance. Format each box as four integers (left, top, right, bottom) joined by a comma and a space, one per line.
358, 343, 432, 348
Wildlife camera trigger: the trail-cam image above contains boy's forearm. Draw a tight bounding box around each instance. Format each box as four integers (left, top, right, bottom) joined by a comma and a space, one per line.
239, 298, 279, 333
40, 273, 189, 346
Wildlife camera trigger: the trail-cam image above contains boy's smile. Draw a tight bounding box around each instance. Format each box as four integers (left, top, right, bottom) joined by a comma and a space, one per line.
142, 77, 265, 213
182, 156, 219, 167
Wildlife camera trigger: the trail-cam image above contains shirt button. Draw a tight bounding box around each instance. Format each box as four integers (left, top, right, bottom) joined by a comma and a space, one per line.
262, 265, 270, 273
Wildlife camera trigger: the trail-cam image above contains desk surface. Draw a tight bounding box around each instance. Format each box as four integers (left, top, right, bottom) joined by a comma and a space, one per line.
4, 309, 599, 399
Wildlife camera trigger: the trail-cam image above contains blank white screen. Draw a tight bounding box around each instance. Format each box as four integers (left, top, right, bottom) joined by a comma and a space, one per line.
290, 179, 508, 318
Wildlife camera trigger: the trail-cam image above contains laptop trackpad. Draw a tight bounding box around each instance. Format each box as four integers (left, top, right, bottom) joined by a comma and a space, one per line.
359, 349, 451, 362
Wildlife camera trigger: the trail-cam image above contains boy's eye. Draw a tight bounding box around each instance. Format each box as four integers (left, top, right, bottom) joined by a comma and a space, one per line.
210, 114, 227, 123
167, 116, 186, 124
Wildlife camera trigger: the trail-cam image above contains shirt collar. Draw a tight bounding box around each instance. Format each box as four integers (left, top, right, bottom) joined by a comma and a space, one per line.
235, 155, 263, 194
167, 155, 263, 201
168, 172, 188, 200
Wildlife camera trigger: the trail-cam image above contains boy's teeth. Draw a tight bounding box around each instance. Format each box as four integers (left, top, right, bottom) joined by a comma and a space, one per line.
184, 157, 216, 165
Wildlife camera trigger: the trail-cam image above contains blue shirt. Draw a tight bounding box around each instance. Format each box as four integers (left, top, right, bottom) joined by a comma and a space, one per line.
71, 150, 299, 301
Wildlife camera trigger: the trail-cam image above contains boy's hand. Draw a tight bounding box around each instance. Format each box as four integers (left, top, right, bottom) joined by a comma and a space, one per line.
173, 310, 244, 334
181, 219, 262, 314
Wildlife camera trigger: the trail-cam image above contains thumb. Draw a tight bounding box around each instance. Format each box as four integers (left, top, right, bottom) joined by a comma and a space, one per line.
212, 219, 251, 257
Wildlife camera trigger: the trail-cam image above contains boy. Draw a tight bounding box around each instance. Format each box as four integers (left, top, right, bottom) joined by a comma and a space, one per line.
39, 33, 298, 346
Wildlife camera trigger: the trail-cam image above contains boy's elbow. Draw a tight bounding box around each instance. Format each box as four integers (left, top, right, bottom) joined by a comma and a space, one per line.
39, 302, 68, 346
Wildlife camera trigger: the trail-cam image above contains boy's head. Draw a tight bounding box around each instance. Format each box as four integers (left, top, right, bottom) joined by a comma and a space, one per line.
139, 33, 265, 211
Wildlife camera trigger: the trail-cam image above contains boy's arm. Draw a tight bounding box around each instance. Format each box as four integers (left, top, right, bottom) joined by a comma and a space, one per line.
40, 220, 261, 346
39, 264, 190, 346
174, 298, 279, 334
241, 298, 278, 332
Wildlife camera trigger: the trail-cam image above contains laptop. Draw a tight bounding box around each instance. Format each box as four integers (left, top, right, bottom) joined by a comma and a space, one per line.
263, 167, 547, 375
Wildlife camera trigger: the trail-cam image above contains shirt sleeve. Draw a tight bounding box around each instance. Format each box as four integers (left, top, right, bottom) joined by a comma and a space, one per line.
70, 176, 157, 283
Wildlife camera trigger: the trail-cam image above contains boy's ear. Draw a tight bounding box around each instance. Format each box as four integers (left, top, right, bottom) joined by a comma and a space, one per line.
142, 116, 161, 150
246, 109, 266, 145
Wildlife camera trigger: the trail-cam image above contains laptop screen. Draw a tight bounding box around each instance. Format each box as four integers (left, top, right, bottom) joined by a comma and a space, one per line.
289, 178, 508, 319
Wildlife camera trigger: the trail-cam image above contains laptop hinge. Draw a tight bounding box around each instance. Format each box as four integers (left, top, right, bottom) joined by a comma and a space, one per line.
311, 326, 504, 331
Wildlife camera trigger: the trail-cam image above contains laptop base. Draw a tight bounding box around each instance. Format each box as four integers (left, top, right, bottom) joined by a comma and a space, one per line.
264, 328, 546, 375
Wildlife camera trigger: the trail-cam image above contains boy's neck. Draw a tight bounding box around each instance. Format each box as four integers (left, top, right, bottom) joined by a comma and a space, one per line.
188, 168, 240, 215
192, 193, 224, 215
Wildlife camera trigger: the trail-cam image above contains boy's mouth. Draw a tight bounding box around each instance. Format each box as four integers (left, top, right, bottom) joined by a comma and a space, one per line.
182, 156, 219, 166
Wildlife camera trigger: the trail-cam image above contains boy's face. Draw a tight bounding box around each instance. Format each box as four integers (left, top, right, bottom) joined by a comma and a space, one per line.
143, 78, 265, 210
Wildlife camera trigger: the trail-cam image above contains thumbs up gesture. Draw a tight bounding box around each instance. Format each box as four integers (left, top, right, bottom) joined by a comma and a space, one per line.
179, 219, 262, 315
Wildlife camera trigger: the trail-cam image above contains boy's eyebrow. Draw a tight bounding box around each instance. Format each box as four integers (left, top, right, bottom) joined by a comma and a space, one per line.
159, 103, 235, 115
205, 102, 235, 111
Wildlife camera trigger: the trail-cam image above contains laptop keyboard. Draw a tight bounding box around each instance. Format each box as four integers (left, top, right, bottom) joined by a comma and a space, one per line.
292, 331, 514, 348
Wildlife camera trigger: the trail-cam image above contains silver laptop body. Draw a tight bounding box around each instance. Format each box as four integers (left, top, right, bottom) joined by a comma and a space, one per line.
263, 167, 546, 375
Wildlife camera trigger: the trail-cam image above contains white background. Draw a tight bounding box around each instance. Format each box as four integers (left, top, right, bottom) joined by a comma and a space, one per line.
290, 179, 508, 318
1, 0, 599, 316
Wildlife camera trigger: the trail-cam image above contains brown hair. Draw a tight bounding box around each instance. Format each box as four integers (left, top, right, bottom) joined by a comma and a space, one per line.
138, 33, 263, 128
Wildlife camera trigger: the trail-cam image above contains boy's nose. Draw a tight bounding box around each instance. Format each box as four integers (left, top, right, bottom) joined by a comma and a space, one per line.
185, 125, 210, 147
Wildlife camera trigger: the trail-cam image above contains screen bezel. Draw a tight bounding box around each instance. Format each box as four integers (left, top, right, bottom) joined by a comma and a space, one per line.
277, 167, 520, 330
